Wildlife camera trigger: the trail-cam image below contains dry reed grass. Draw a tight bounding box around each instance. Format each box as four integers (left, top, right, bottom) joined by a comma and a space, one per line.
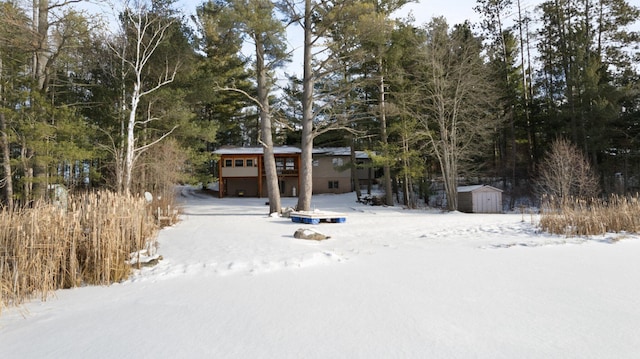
539, 195, 640, 237
0, 191, 163, 315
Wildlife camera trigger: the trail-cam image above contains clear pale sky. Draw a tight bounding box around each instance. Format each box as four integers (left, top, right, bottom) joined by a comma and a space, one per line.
172, 0, 485, 27
167, 0, 490, 74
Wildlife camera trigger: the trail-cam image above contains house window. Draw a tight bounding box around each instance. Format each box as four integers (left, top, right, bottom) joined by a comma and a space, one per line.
276, 158, 284, 173
235, 159, 244, 167
224, 159, 233, 167
285, 158, 295, 171
328, 181, 339, 189
246, 158, 255, 167
332, 158, 343, 167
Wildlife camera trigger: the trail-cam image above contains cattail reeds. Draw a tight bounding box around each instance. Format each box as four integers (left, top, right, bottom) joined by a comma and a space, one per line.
539, 194, 640, 237
0, 190, 161, 315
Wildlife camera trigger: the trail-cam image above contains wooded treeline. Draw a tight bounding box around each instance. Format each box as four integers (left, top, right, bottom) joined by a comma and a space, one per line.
0, 0, 638, 211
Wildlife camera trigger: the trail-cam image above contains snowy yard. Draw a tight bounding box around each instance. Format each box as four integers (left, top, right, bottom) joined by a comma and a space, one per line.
1, 187, 640, 358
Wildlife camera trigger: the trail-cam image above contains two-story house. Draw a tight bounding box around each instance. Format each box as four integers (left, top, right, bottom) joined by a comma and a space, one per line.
214, 146, 374, 198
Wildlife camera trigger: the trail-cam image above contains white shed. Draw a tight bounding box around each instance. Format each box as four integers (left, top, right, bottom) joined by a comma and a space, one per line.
457, 185, 503, 213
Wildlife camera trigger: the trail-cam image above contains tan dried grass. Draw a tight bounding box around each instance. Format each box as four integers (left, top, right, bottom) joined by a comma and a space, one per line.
0, 191, 161, 315
539, 194, 640, 237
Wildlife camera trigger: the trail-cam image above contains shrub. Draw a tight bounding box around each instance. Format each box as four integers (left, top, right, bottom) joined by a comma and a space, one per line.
535, 138, 600, 202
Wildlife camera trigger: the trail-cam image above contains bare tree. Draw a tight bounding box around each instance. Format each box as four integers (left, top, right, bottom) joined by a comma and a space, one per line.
111, 0, 179, 195
417, 19, 499, 211
536, 138, 600, 202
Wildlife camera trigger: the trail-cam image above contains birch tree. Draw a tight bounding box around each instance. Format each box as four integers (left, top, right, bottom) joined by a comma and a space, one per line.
113, 0, 179, 195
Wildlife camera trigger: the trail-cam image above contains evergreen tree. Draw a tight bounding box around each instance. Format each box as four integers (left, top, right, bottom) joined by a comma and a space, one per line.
210, 0, 288, 214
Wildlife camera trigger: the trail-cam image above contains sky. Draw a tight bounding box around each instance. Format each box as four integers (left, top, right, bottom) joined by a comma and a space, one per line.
171, 0, 544, 27
175, 0, 484, 25
169, 0, 542, 76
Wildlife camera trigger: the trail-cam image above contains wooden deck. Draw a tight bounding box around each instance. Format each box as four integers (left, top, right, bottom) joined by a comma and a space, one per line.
290, 211, 347, 224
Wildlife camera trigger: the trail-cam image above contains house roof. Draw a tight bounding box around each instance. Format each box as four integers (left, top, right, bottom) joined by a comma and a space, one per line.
213, 146, 301, 155
214, 146, 371, 159
458, 185, 503, 193
313, 147, 371, 159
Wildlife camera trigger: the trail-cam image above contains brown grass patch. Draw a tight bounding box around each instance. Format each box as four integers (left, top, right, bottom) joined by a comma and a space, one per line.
539, 195, 640, 237
0, 191, 166, 314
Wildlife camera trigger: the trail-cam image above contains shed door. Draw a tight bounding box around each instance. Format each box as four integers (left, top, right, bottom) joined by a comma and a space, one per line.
474, 191, 500, 213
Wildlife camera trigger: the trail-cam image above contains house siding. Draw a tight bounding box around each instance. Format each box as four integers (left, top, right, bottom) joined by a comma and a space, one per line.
225, 178, 259, 197
311, 156, 352, 194
213, 146, 375, 198
458, 192, 473, 212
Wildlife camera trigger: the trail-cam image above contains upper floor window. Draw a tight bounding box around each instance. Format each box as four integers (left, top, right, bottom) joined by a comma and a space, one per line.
275, 157, 297, 174
223, 158, 257, 167
286, 158, 295, 171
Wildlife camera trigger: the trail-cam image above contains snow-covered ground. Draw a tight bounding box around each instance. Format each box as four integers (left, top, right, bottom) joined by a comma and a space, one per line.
2, 187, 640, 358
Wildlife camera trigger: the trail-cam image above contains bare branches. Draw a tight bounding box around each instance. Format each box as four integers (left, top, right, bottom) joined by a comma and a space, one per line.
107, 1, 181, 194
415, 20, 500, 210
214, 84, 264, 112
536, 138, 600, 201
133, 125, 179, 159
47, 0, 84, 11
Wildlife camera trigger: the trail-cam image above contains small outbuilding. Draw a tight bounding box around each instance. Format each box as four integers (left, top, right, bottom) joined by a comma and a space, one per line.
457, 185, 503, 213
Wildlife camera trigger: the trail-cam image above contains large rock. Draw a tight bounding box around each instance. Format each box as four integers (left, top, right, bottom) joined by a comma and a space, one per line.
293, 228, 330, 241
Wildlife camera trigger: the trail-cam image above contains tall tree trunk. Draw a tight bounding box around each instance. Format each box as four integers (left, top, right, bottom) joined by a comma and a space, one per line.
0, 57, 13, 211
517, 0, 534, 169
21, 144, 33, 203
443, 149, 458, 211
34, 0, 50, 92
350, 136, 362, 201
297, 0, 314, 211
379, 62, 393, 206
402, 133, 411, 207
0, 112, 13, 211
257, 38, 281, 214
123, 79, 139, 195
117, 27, 128, 193
514, 0, 535, 170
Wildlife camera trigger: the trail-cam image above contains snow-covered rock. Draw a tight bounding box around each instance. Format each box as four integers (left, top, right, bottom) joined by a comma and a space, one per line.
293, 228, 330, 241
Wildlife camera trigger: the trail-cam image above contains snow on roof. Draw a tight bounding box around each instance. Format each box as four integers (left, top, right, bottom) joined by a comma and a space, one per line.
213, 146, 301, 155
457, 185, 503, 193
313, 147, 371, 159
214, 146, 372, 158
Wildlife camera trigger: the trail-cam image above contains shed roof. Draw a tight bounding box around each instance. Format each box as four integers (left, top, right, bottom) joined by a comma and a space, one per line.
457, 185, 503, 193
